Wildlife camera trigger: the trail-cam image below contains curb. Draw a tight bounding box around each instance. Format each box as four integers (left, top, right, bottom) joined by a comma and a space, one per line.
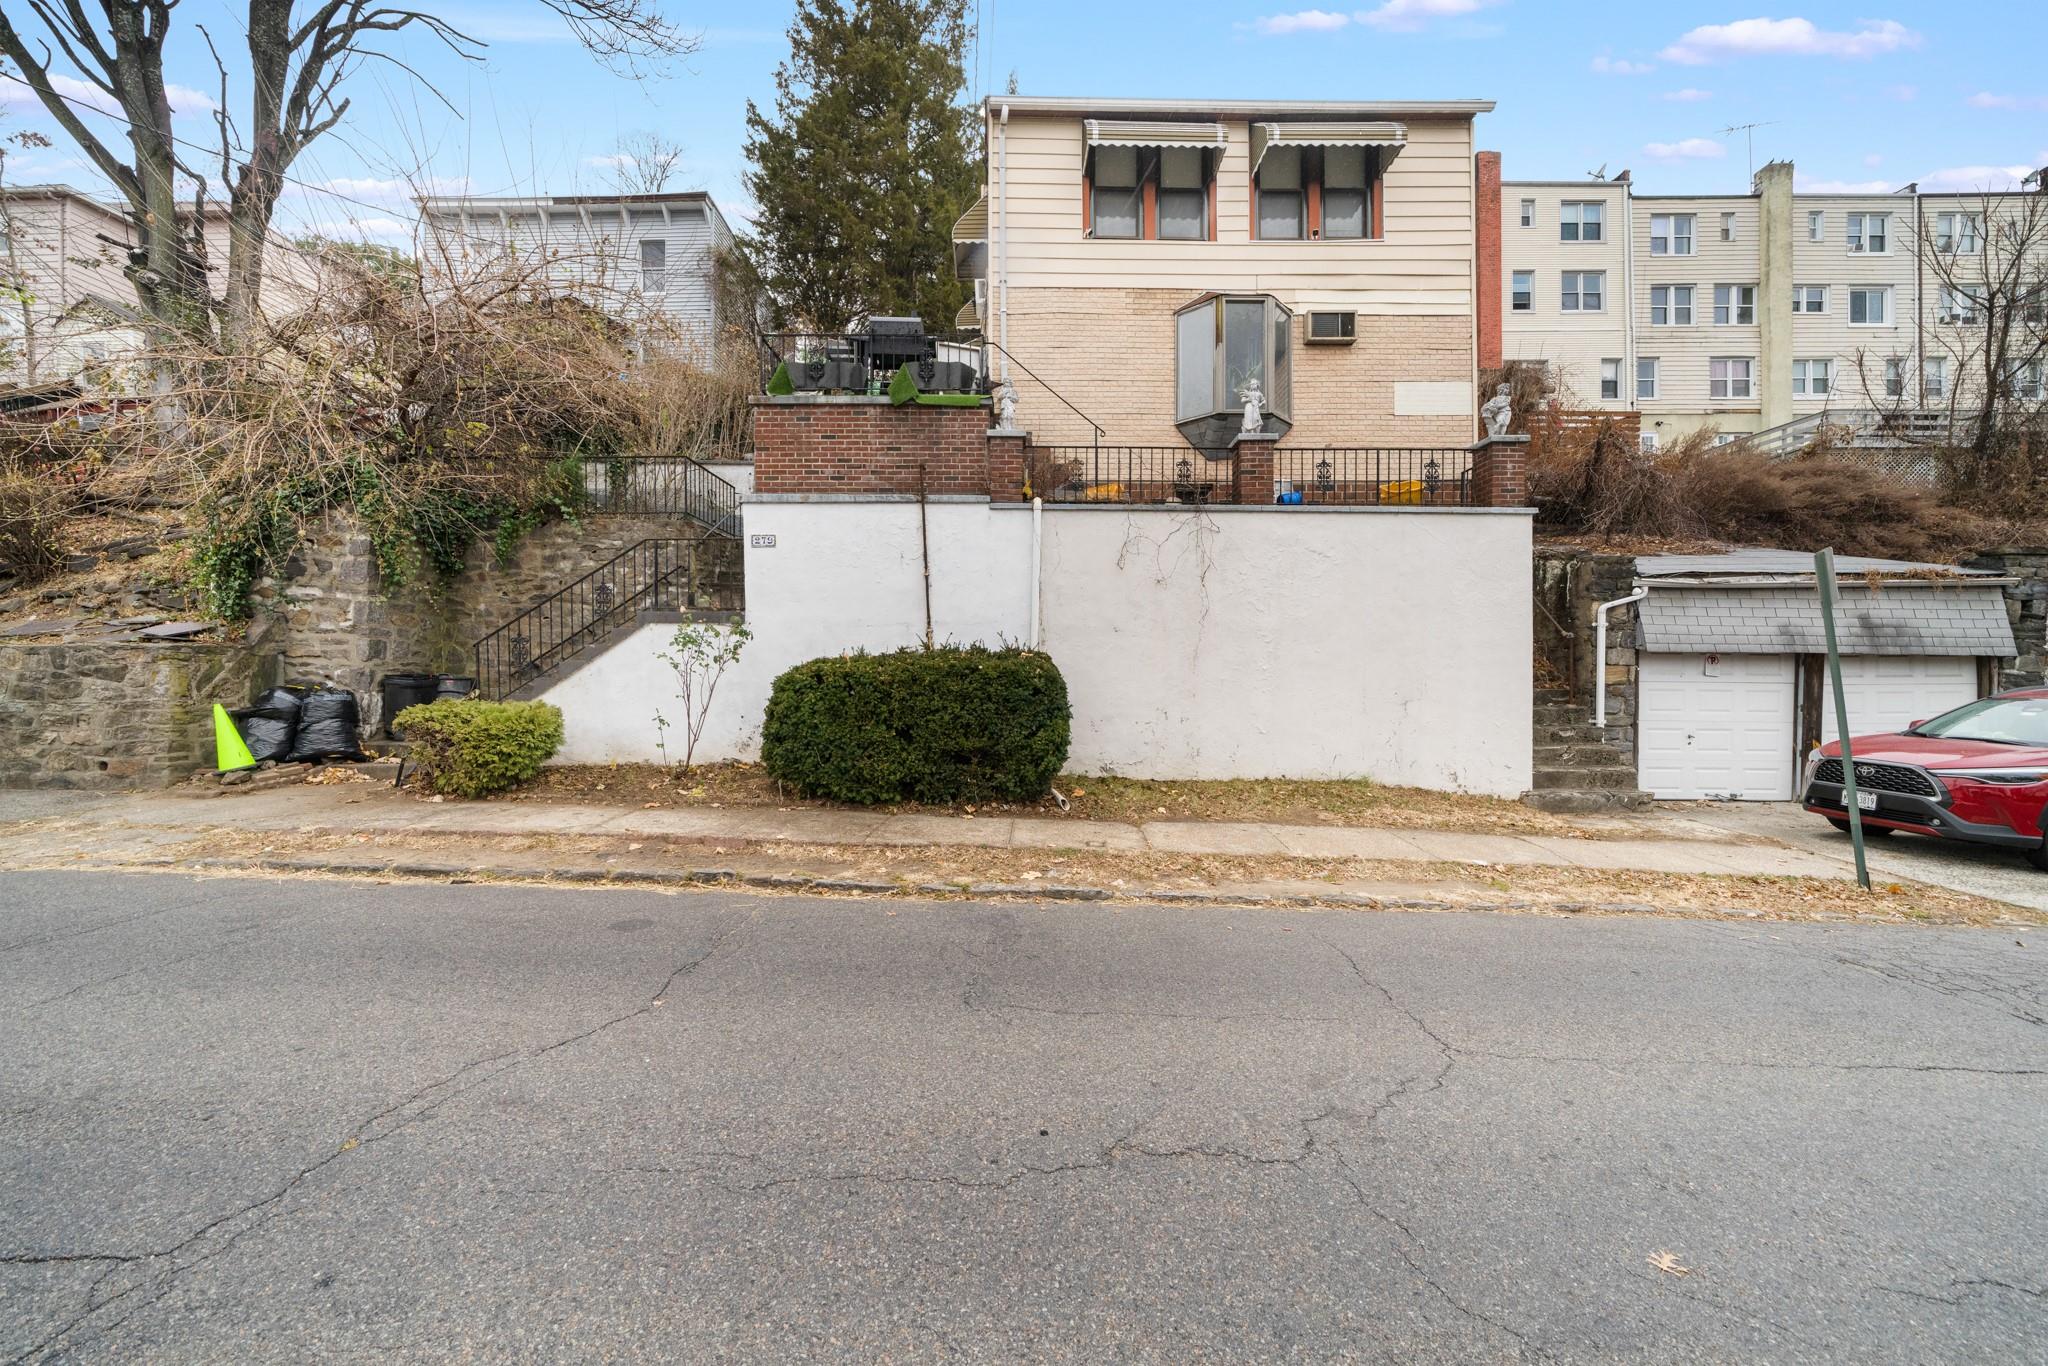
100, 854, 1781, 919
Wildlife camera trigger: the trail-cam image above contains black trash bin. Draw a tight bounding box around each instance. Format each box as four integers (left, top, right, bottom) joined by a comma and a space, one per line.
380, 673, 439, 739
433, 674, 478, 703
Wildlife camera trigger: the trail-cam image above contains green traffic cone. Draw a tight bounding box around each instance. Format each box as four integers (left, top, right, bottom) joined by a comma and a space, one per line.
213, 703, 256, 772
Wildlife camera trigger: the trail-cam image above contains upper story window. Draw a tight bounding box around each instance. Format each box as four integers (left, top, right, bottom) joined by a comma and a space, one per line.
1560, 200, 1604, 242
1808, 210, 1824, 242
1934, 212, 1983, 255
1561, 270, 1605, 312
1709, 357, 1755, 400
1713, 284, 1756, 325
1649, 214, 1694, 256
640, 239, 666, 289
1252, 143, 1381, 241
1511, 269, 1533, 312
1720, 212, 1737, 242
1922, 355, 1948, 400
1793, 285, 1828, 314
1519, 198, 1535, 227
1650, 284, 1694, 326
1848, 287, 1891, 325
1086, 141, 1217, 242
1847, 212, 1889, 254
1938, 285, 1985, 326
1599, 358, 1622, 400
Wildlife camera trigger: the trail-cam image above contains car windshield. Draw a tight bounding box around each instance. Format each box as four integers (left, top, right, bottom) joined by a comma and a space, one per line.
1912, 696, 2048, 746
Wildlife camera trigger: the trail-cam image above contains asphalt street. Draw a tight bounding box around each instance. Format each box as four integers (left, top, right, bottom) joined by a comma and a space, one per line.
2, 871, 2043, 1363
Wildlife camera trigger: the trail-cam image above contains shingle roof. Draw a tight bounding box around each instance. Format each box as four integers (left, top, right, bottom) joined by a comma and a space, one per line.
1638, 585, 2016, 657
1636, 549, 2001, 579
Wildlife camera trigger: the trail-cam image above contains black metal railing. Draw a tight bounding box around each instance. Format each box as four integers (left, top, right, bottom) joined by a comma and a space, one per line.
1027, 445, 1235, 504
1273, 447, 1476, 507
584, 455, 742, 537
758, 330, 990, 395
473, 539, 710, 701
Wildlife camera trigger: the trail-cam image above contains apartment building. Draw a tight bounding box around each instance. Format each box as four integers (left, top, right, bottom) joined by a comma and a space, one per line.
418, 191, 734, 357
1499, 160, 2047, 446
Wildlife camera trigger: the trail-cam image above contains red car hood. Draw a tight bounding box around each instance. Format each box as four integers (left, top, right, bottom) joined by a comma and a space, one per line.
1819, 734, 2048, 769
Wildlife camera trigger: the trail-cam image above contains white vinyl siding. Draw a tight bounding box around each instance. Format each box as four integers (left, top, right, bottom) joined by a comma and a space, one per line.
1500, 184, 1628, 406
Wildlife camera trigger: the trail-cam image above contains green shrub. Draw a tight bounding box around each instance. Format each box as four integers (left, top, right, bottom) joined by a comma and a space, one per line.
761, 646, 1070, 805
394, 700, 564, 798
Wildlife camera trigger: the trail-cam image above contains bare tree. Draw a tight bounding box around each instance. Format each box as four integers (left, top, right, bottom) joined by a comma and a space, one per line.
0, 121, 54, 381
605, 130, 687, 195
1917, 189, 2048, 469
0, 2, 697, 352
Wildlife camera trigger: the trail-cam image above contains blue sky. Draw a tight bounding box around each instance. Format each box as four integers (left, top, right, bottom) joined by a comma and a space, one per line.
1, 1, 2043, 243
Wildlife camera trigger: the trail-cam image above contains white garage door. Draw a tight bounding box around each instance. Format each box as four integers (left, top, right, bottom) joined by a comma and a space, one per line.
1640, 653, 1796, 800
1820, 656, 1980, 743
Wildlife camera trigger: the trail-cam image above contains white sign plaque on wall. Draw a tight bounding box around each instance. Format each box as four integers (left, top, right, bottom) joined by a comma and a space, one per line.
750, 534, 777, 548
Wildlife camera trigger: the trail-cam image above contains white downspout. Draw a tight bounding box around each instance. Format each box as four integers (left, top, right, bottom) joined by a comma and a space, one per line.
1028, 495, 1043, 648
1593, 587, 1649, 728
997, 103, 1011, 399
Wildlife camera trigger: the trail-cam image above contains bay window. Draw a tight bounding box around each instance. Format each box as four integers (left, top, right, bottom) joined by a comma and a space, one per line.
1174, 293, 1293, 445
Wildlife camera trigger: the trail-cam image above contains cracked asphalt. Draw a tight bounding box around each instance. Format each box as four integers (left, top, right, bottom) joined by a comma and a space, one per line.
3, 871, 2044, 1363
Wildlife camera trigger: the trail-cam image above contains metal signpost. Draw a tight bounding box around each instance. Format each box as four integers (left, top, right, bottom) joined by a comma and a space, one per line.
1814, 547, 1871, 890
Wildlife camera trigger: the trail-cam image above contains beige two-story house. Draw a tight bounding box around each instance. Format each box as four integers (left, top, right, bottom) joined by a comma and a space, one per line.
956, 96, 1494, 450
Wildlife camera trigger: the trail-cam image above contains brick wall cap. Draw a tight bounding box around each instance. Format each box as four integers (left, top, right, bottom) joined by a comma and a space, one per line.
989, 502, 1536, 517
1466, 434, 1532, 452
747, 492, 995, 505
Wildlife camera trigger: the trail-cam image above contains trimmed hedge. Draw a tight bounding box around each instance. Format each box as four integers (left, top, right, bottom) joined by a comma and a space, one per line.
761, 646, 1070, 805
394, 699, 564, 798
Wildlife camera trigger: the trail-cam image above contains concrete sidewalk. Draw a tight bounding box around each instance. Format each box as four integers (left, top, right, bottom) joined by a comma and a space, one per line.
0, 784, 1853, 879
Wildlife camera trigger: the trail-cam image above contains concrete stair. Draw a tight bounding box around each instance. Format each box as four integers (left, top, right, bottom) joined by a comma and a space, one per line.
1524, 688, 1652, 812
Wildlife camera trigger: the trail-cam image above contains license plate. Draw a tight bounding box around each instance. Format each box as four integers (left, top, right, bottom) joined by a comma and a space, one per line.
1856, 791, 1879, 811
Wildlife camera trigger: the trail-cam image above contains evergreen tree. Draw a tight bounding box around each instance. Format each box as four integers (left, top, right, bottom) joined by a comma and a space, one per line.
742, 0, 979, 331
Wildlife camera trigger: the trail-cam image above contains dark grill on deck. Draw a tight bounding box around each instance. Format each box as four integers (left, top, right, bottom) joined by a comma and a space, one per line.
1814, 759, 1941, 798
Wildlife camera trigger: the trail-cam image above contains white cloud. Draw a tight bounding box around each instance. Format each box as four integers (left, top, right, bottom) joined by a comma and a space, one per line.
1356, 0, 1502, 32
1250, 8, 1351, 33
1591, 56, 1654, 75
1643, 137, 1725, 161
1660, 17, 1920, 65
1969, 92, 2048, 112
1864, 153, 1883, 168
1915, 164, 2037, 192
1662, 88, 1713, 102
1795, 174, 1895, 193
0, 71, 216, 118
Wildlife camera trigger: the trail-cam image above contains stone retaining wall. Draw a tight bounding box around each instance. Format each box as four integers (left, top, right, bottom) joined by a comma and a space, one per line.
1963, 546, 2048, 687
0, 639, 275, 789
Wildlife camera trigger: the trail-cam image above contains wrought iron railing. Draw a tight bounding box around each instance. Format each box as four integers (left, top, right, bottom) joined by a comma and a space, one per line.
758, 331, 989, 395
583, 456, 742, 537
1273, 447, 1476, 507
473, 539, 711, 701
1027, 445, 1234, 504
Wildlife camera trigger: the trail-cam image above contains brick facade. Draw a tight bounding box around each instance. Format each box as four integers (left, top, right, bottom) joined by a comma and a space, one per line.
1475, 151, 1502, 373
751, 397, 996, 496
1467, 436, 1529, 509
1001, 286, 1475, 449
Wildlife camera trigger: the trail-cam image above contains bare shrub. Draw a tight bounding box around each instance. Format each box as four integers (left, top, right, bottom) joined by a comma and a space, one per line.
0, 468, 71, 584
625, 337, 755, 460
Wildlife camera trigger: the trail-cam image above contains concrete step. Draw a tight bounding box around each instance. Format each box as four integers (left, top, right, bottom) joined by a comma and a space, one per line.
1531, 766, 1641, 791
1536, 726, 1625, 747
1523, 787, 1654, 813
1533, 744, 1631, 768
1533, 704, 1593, 725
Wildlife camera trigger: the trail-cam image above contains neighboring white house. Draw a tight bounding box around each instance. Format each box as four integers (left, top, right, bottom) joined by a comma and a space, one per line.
0, 184, 321, 386
416, 191, 734, 359
1498, 160, 2048, 444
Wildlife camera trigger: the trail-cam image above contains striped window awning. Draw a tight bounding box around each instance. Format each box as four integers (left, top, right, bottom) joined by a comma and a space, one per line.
1251, 121, 1407, 174
951, 192, 987, 242
1083, 119, 1229, 149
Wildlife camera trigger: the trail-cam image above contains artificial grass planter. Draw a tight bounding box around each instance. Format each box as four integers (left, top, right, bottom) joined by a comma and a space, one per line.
761, 646, 1071, 805
394, 699, 565, 798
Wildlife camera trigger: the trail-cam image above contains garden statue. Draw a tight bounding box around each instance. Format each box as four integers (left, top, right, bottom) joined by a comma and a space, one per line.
1482, 383, 1514, 438
996, 384, 1018, 429
1238, 377, 1264, 435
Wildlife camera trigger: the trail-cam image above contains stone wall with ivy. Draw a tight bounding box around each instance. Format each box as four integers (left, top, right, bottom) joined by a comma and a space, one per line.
254, 511, 743, 734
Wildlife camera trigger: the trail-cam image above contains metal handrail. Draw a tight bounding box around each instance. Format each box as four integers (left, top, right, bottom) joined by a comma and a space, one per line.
473, 539, 705, 700
585, 455, 742, 538
979, 339, 1106, 449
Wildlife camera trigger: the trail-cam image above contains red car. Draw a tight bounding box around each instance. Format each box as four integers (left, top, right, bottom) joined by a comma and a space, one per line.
1802, 687, 2048, 870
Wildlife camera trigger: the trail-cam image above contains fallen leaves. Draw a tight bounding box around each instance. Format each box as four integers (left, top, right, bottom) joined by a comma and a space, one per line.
1648, 1251, 1690, 1276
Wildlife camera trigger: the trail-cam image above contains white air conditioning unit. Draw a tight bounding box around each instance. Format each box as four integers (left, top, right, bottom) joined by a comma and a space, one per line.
1306, 310, 1357, 345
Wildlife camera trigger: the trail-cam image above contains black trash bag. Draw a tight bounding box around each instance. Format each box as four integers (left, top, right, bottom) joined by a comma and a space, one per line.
288, 686, 366, 763
236, 685, 306, 764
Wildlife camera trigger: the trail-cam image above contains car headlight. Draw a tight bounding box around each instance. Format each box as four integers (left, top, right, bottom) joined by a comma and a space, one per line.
1800, 749, 1824, 789
1935, 768, 2048, 785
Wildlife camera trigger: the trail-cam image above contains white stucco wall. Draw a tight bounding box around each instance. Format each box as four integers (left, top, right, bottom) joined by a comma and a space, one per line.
1038, 506, 1532, 794
538, 496, 1030, 764
539, 498, 1533, 796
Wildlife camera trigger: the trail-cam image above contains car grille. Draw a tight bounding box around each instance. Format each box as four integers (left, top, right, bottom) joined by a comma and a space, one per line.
1814, 759, 1940, 798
